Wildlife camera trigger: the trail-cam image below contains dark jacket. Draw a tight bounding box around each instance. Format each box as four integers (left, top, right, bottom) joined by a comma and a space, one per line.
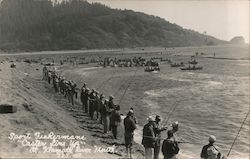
142, 122, 156, 148
200, 143, 213, 159
124, 116, 136, 134
162, 137, 179, 158
110, 110, 121, 126
101, 103, 110, 117
108, 100, 115, 109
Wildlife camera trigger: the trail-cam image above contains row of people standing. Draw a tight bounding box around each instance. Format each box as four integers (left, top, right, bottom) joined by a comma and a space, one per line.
43, 66, 78, 106
43, 65, 132, 142
43, 65, 225, 159
80, 84, 122, 139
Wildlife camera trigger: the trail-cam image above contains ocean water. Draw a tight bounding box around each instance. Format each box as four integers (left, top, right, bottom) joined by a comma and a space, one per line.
140, 55, 249, 158
59, 45, 249, 159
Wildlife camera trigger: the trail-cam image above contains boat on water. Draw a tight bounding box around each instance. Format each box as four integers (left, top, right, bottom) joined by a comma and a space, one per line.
181, 56, 203, 70
145, 66, 160, 72
144, 59, 160, 72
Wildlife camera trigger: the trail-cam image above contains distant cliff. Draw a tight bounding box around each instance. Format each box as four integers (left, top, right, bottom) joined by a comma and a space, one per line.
230, 36, 245, 44
0, 0, 227, 52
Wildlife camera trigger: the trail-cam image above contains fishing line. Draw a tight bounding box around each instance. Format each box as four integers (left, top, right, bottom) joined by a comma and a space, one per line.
227, 109, 250, 157
118, 67, 140, 105
113, 67, 140, 96
162, 101, 182, 128
96, 68, 118, 90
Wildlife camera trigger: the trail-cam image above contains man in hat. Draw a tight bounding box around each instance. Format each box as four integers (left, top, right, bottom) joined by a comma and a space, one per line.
80, 84, 87, 111
108, 95, 115, 130
130, 107, 137, 124
89, 89, 96, 119
142, 116, 156, 159
97, 94, 105, 124
201, 135, 224, 159
108, 95, 115, 109
172, 121, 179, 133
162, 130, 179, 159
101, 99, 111, 133
110, 105, 122, 139
124, 109, 137, 157
153, 115, 168, 159
93, 91, 99, 120
83, 88, 90, 113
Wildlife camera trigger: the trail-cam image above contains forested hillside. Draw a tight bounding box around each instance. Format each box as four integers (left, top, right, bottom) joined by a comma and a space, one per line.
0, 0, 227, 52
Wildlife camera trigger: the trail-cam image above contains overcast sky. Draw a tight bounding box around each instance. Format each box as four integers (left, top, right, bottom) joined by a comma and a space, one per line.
88, 0, 249, 42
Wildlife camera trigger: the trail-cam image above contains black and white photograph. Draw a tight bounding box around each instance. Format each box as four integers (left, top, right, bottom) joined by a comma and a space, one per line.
0, 0, 249, 159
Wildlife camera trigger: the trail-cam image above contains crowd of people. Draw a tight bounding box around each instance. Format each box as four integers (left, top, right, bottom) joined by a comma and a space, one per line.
103, 56, 146, 67
42, 65, 226, 159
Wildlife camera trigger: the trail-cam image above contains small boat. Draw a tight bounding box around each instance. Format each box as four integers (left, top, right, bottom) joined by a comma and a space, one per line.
145, 60, 160, 72
181, 56, 202, 70
145, 66, 160, 72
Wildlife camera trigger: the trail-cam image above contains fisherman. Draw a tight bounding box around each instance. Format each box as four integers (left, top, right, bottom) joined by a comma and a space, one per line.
42, 65, 47, 80
93, 91, 99, 120
53, 75, 59, 93
83, 88, 90, 113
108, 95, 115, 130
162, 130, 179, 159
153, 115, 168, 159
101, 99, 110, 133
108, 95, 115, 109
130, 107, 137, 124
142, 116, 156, 159
124, 110, 137, 158
201, 135, 224, 159
89, 89, 96, 119
67, 81, 72, 103
110, 105, 122, 139
97, 94, 105, 124
48, 71, 52, 84
69, 82, 77, 105
80, 84, 86, 111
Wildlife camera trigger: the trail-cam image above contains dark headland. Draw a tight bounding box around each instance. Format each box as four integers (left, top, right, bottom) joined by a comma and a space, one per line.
0, 0, 228, 53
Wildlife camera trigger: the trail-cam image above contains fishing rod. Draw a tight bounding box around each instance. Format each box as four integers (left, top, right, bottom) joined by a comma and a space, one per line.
141, 135, 201, 145
113, 67, 140, 96
118, 67, 140, 105
96, 68, 118, 90
227, 109, 250, 157
162, 101, 181, 128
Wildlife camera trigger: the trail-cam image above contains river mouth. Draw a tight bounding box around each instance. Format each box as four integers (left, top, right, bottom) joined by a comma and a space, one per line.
57, 52, 249, 159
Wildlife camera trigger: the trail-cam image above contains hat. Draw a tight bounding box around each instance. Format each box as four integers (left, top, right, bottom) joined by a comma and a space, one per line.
209, 135, 216, 143
172, 121, 179, 127
86, 88, 90, 91
100, 94, 105, 98
109, 95, 114, 99
155, 115, 161, 120
147, 116, 155, 122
